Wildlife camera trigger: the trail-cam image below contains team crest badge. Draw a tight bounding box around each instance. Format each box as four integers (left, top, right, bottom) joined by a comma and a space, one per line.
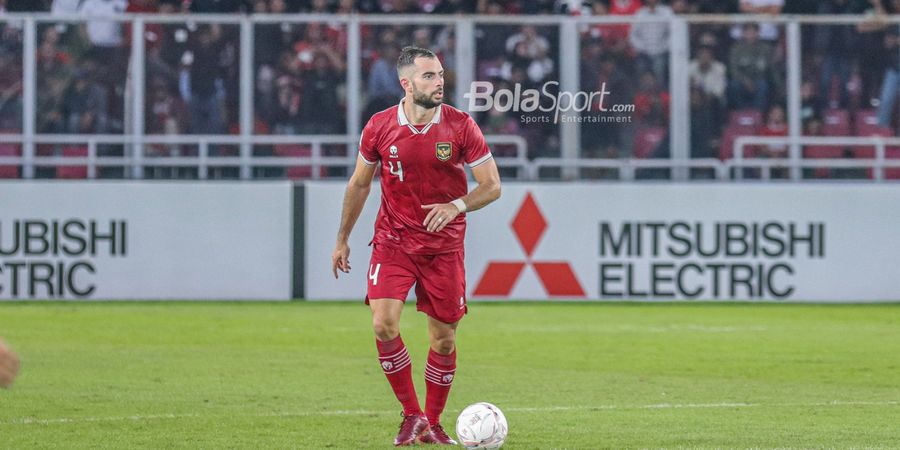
436, 142, 452, 161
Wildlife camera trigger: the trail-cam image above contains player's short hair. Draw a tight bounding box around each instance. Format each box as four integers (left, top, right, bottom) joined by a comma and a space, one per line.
396, 46, 437, 77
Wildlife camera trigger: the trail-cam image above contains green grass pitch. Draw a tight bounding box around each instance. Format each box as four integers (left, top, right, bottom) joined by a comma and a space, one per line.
1, 301, 899, 449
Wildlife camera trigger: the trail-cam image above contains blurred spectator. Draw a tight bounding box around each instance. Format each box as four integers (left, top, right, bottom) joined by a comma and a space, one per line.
189, 0, 245, 13
146, 76, 188, 135
609, 0, 642, 38
335, 0, 358, 13
629, 0, 672, 83
272, 72, 301, 134
690, 44, 725, 106
0, 49, 23, 130
877, 29, 900, 127
857, 0, 892, 108
670, 0, 691, 14
36, 26, 72, 133
473, 3, 509, 60
633, 71, 669, 126
78, 0, 127, 82
583, 55, 633, 157
582, 0, 632, 61
502, 39, 554, 83
731, 0, 783, 42
381, 0, 422, 13
757, 104, 787, 160
505, 25, 550, 60
799, 80, 823, 125
183, 25, 227, 135
433, 0, 476, 13
298, 51, 345, 133
694, 0, 736, 13
814, 0, 863, 108
367, 44, 404, 111
62, 66, 109, 133
503, 26, 553, 83
727, 23, 773, 110
690, 86, 719, 159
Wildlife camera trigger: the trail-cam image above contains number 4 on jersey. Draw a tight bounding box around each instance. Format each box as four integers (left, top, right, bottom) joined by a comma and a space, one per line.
388, 161, 404, 182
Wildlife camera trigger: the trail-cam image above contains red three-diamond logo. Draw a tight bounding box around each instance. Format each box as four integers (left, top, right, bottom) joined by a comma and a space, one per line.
473, 192, 585, 297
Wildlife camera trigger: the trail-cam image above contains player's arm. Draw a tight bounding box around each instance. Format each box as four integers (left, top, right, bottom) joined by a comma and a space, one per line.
332, 157, 377, 278
422, 157, 501, 233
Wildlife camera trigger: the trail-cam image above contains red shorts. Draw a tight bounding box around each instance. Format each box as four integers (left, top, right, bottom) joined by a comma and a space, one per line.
365, 241, 467, 324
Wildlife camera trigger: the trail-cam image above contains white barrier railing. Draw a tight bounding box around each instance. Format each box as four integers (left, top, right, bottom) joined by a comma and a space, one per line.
0, 134, 529, 180
733, 136, 900, 182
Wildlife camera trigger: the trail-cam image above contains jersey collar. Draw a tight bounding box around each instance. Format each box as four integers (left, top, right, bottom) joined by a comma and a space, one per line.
397, 98, 442, 135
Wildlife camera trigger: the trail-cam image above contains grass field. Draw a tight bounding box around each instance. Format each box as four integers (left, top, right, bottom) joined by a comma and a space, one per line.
1, 301, 899, 449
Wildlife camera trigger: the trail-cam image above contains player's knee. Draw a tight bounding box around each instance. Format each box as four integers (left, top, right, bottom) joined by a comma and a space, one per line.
431, 335, 456, 355
372, 317, 400, 341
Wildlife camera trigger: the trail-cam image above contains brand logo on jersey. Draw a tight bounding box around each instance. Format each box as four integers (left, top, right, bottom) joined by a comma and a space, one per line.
389, 145, 399, 158
436, 142, 452, 161
473, 192, 586, 298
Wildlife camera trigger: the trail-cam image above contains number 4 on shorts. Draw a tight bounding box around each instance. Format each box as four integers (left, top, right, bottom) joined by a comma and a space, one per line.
369, 263, 381, 285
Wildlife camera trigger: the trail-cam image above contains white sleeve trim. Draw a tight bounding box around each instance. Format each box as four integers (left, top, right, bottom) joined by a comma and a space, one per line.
467, 153, 493, 168
358, 151, 377, 165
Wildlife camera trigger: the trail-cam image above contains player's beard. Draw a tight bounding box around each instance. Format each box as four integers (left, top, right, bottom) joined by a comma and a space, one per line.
412, 84, 443, 109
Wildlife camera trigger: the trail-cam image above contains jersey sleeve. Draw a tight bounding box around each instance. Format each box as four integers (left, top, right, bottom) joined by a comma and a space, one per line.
358, 118, 380, 165
461, 115, 493, 167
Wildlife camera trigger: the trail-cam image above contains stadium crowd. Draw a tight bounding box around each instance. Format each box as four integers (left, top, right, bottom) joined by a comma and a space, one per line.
0, 0, 897, 179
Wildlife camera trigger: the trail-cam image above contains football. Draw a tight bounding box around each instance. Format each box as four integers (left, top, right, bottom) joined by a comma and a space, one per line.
455, 402, 508, 449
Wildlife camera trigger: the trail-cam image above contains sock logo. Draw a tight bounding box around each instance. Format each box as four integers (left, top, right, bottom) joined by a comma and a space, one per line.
473, 192, 585, 297
442, 374, 454, 383
381, 361, 394, 371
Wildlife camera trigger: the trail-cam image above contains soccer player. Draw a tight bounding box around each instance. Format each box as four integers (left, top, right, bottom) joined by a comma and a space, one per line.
331, 46, 501, 446
0, 338, 20, 389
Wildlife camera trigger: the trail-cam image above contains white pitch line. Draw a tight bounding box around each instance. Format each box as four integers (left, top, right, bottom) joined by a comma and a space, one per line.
1, 401, 896, 426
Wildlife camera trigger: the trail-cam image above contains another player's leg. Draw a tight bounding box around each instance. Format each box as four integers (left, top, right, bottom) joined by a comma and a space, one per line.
418, 316, 459, 445
0, 338, 20, 389
370, 298, 429, 446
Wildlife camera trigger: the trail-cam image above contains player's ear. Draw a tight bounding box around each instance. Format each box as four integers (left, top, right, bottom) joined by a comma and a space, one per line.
399, 77, 412, 93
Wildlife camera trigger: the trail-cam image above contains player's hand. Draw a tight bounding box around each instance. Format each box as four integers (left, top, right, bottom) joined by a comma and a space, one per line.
422, 203, 461, 233
0, 339, 20, 389
332, 242, 351, 278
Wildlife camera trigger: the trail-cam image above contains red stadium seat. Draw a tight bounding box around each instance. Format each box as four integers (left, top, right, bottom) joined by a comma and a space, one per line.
274, 144, 313, 179
718, 125, 760, 160
0, 142, 21, 178
822, 109, 851, 136
853, 109, 883, 136
632, 126, 666, 158
728, 109, 763, 128
854, 126, 892, 158
803, 145, 843, 159
56, 145, 88, 179
803, 145, 845, 179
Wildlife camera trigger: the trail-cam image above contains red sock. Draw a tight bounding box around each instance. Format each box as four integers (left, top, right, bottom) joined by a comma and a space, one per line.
376, 335, 422, 416
424, 349, 456, 426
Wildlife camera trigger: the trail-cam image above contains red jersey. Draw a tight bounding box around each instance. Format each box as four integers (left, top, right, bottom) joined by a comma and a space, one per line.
359, 100, 493, 255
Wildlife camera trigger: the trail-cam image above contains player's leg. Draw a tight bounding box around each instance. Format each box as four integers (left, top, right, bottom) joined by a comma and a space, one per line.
370, 298, 423, 417
366, 243, 428, 446
413, 250, 465, 445
417, 316, 459, 445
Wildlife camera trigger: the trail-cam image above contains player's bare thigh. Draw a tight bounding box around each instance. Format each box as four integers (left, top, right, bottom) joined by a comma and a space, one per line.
370, 298, 405, 341
427, 315, 459, 355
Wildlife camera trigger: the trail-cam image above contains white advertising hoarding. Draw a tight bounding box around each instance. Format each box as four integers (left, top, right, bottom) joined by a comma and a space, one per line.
306, 182, 900, 302
0, 182, 292, 300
